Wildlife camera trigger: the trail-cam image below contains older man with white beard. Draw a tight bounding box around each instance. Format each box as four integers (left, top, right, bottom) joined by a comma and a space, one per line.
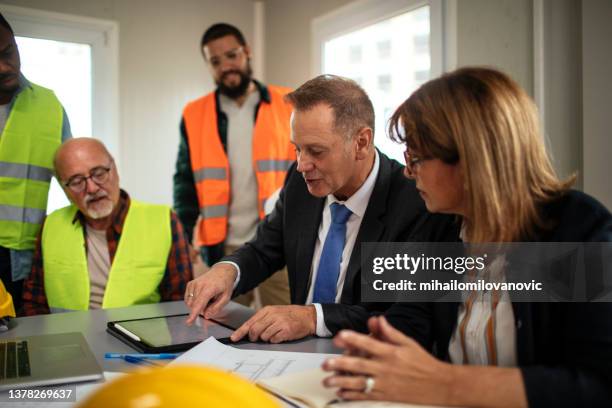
21, 138, 192, 315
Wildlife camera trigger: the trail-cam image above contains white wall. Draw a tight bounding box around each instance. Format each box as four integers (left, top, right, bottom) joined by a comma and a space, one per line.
264, 0, 612, 208
264, 0, 354, 89
264, 0, 534, 92
457, 0, 533, 94
537, 0, 612, 207
582, 0, 612, 209
540, 0, 582, 185
4, 0, 610, 208
0, 0, 255, 205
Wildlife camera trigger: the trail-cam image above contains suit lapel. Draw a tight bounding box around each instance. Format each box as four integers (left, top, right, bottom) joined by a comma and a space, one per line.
341, 153, 391, 303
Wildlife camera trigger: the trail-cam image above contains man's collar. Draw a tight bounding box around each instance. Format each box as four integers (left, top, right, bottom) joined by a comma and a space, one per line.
252, 79, 271, 103
326, 150, 380, 218
71, 189, 131, 234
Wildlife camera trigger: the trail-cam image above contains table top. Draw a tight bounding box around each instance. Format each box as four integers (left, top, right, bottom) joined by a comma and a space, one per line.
0, 301, 342, 372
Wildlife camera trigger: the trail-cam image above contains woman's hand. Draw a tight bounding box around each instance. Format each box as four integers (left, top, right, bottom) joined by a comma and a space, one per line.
321, 316, 456, 406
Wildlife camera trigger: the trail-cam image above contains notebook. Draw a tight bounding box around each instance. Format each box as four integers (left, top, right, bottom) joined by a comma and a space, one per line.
258, 368, 445, 408
0, 332, 103, 391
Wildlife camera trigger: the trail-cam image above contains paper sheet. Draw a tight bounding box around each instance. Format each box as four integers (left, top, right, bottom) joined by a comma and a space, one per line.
171, 337, 337, 381
259, 367, 337, 408
260, 368, 445, 408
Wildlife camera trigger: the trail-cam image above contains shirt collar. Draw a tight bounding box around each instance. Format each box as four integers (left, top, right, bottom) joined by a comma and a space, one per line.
72, 189, 131, 235
253, 79, 271, 104
326, 150, 380, 218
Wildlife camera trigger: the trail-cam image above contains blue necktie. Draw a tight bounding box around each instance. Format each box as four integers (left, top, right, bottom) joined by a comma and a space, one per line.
313, 203, 352, 304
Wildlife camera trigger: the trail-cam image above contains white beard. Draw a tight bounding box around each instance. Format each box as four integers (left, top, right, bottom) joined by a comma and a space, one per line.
84, 191, 114, 219
86, 199, 114, 219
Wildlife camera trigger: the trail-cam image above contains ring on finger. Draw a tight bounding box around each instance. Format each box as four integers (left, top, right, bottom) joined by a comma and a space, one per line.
363, 376, 375, 394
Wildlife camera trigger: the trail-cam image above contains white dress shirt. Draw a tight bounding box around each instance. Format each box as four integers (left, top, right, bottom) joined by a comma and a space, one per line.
225, 151, 380, 337
308, 151, 380, 336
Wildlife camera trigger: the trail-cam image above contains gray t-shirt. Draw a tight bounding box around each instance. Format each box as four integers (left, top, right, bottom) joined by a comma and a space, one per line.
85, 225, 111, 309
219, 92, 261, 247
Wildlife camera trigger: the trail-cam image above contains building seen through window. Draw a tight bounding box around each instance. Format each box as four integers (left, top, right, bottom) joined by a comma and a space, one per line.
323, 6, 431, 163
16, 36, 92, 213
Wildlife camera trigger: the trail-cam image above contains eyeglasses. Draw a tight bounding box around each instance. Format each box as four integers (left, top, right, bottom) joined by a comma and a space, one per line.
64, 163, 113, 193
208, 47, 245, 68
403, 150, 430, 178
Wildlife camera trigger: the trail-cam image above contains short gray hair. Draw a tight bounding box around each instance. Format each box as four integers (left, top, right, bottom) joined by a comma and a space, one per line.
285, 75, 375, 138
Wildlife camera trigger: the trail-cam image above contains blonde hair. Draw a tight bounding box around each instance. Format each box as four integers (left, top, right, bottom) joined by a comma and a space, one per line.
389, 67, 574, 242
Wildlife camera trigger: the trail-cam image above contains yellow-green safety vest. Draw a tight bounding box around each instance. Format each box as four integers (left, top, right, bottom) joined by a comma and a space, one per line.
0, 83, 63, 250
42, 200, 172, 312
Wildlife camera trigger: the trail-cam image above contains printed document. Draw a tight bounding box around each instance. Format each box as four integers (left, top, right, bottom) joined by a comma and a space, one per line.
171, 337, 336, 380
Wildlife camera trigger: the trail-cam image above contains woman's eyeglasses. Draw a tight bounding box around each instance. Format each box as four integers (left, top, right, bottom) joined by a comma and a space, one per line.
403, 150, 429, 178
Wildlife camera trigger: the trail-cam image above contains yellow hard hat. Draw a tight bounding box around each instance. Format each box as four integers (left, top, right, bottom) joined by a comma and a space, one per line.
78, 364, 280, 408
0, 279, 16, 318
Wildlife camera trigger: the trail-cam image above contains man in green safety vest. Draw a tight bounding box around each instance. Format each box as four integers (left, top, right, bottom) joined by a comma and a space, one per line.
0, 13, 72, 312
21, 138, 192, 314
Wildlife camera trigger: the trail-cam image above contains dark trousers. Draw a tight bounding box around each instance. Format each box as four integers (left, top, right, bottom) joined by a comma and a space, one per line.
0, 246, 23, 313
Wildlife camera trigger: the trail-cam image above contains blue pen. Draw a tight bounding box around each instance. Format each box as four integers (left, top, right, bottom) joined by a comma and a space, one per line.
123, 355, 162, 367
105, 353, 180, 360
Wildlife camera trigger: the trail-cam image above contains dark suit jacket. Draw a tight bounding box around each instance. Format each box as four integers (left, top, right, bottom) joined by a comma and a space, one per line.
225, 151, 458, 334
385, 190, 612, 407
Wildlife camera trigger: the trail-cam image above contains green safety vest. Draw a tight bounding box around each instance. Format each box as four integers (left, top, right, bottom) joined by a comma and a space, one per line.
42, 200, 172, 312
0, 83, 63, 250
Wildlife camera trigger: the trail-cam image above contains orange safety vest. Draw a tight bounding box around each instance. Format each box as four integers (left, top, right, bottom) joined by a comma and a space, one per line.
183, 85, 295, 246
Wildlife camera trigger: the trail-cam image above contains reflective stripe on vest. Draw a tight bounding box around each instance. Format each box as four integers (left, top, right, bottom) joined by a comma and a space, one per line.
200, 204, 228, 220
255, 159, 294, 173
42, 200, 172, 311
0, 161, 54, 181
183, 85, 296, 246
0, 205, 46, 224
194, 167, 227, 182
0, 83, 63, 250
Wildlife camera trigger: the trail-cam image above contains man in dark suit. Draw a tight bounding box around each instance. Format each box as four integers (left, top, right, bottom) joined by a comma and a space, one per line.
185, 75, 455, 342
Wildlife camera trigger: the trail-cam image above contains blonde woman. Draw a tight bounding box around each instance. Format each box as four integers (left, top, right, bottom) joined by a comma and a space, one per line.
322, 67, 612, 407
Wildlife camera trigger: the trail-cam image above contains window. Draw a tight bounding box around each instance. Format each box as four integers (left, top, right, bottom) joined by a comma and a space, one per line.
348, 44, 363, 63
16, 36, 93, 212
414, 69, 430, 83
377, 74, 392, 92
2, 5, 118, 213
377, 40, 391, 59
316, 0, 445, 163
414, 34, 429, 54
16, 37, 92, 138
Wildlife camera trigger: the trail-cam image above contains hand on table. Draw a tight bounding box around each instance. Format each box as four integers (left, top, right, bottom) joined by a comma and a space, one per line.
184, 263, 237, 325
230, 305, 317, 343
321, 316, 455, 405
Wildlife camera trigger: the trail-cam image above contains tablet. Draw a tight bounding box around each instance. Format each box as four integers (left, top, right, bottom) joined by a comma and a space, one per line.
107, 314, 235, 353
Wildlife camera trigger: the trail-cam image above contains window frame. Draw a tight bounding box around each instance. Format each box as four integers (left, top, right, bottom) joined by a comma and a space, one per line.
311, 0, 456, 80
